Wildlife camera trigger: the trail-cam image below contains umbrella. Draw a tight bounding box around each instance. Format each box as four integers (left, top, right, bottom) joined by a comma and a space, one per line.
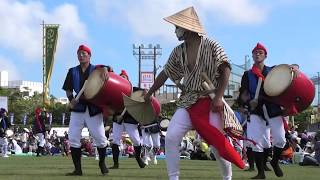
122, 90, 156, 125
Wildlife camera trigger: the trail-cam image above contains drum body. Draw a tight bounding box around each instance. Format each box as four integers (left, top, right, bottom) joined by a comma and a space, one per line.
84, 68, 132, 113
264, 64, 315, 115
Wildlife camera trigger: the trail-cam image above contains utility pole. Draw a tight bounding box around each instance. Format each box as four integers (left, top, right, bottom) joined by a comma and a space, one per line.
317, 72, 320, 120
133, 44, 162, 89
244, 55, 251, 70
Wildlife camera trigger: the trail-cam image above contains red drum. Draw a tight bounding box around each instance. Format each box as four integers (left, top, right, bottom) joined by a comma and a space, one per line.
84, 67, 132, 113
264, 64, 315, 115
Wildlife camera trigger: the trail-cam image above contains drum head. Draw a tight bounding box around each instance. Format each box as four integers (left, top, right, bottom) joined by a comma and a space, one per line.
264, 64, 293, 96
5, 129, 14, 137
84, 68, 109, 99
159, 119, 170, 129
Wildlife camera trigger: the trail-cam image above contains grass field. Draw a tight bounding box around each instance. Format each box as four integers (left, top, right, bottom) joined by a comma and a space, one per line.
0, 156, 319, 180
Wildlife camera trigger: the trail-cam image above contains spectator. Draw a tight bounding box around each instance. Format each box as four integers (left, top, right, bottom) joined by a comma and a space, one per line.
314, 131, 320, 164
8, 138, 22, 154
80, 138, 94, 157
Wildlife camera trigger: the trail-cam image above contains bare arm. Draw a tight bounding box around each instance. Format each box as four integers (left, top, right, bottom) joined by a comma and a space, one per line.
66, 90, 73, 99
210, 63, 230, 112
144, 70, 168, 99
215, 63, 231, 99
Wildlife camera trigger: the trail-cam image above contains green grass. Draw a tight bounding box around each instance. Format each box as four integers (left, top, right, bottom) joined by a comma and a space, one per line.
0, 156, 319, 180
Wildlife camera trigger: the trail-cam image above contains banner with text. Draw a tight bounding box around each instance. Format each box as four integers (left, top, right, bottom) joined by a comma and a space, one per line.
140, 72, 154, 89
44, 25, 59, 105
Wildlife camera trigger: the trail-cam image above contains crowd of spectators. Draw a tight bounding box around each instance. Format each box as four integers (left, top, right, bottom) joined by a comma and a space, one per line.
1, 123, 320, 170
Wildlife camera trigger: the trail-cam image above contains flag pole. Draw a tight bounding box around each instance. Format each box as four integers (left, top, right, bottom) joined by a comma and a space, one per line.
41, 20, 46, 108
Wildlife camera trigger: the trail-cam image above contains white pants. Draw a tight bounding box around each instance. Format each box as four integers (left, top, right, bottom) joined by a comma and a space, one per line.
0, 137, 8, 155
68, 108, 107, 148
165, 108, 232, 180
36, 133, 45, 147
112, 122, 141, 146
142, 130, 160, 148
247, 114, 286, 152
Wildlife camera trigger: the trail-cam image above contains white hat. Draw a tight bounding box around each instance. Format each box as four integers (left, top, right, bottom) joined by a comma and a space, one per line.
164, 6, 206, 35
23, 128, 30, 133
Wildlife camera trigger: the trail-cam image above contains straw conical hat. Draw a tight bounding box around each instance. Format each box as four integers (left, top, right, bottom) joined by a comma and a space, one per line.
164, 6, 205, 35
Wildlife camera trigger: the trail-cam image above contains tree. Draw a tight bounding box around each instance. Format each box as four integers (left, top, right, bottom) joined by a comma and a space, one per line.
293, 106, 314, 131
161, 102, 176, 118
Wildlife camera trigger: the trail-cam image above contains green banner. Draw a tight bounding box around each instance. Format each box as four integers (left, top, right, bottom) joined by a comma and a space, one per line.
45, 26, 58, 85
44, 25, 59, 105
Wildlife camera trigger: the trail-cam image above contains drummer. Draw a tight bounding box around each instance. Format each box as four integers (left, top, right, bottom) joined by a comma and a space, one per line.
239, 42, 286, 179
0, 108, 11, 157
62, 44, 112, 176
33, 107, 47, 157
109, 70, 146, 169
140, 115, 161, 165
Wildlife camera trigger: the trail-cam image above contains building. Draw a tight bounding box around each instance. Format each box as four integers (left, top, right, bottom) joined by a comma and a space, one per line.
225, 63, 248, 98
1, 70, 43, 97
55, 97, 68, 104
7, 80, 43, 96
0, 71, 9, 87
311, 75, 319, 106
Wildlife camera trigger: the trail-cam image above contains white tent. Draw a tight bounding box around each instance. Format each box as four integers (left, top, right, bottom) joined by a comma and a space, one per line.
49, 127, 90, 138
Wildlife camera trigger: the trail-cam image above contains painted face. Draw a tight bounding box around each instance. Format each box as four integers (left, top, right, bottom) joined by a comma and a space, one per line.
252, 49, 266, 64
175, 26, 186, 41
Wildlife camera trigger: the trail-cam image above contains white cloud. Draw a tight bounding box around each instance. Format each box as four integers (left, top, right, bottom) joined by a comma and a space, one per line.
0, 0, 88, 62
0, 56, 21, 80
90, 0, 268, 41
197, 0, 267, 24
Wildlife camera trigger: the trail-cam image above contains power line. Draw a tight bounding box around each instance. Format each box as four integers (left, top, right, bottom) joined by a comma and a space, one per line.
133, 44, 162, 88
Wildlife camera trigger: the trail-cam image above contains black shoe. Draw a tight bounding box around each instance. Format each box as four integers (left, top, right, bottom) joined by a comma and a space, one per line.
264, 165, 272, 171
251, 174, 266, 179
109, 164, 119, 169
65, 170, 82, 176
245, 167, 255, 172
99, 161, 109, 175
137, 158, 146, 168
270, 160, 283, 177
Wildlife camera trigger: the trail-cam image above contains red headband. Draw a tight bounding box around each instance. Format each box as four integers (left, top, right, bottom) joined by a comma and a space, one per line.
120, 70, 129, 80
77, 44, 91, 56
252, 43, 267, 55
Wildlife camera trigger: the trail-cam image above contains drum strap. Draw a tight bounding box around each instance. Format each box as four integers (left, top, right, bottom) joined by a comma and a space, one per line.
0, 117, 6, 129
71, 64, 95, 93
248, 66, 272, 99
71, 64, 103, 113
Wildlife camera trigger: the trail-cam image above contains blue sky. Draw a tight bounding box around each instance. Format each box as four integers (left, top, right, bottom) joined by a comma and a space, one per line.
0, 0, 319, 100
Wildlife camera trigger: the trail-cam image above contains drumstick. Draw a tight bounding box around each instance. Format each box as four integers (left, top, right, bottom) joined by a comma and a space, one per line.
120, 107, 126, 117
114, 107, 127, 123
69, 80, 87, 109
250, 78, 262, 111
202, 81, 216, 99
254, 78, 262, 100
141, 123, 158, 129
201, 73, 235, 114
75, 80, 88, 101
174, 80, 184, 90
201, 73, 214, 89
